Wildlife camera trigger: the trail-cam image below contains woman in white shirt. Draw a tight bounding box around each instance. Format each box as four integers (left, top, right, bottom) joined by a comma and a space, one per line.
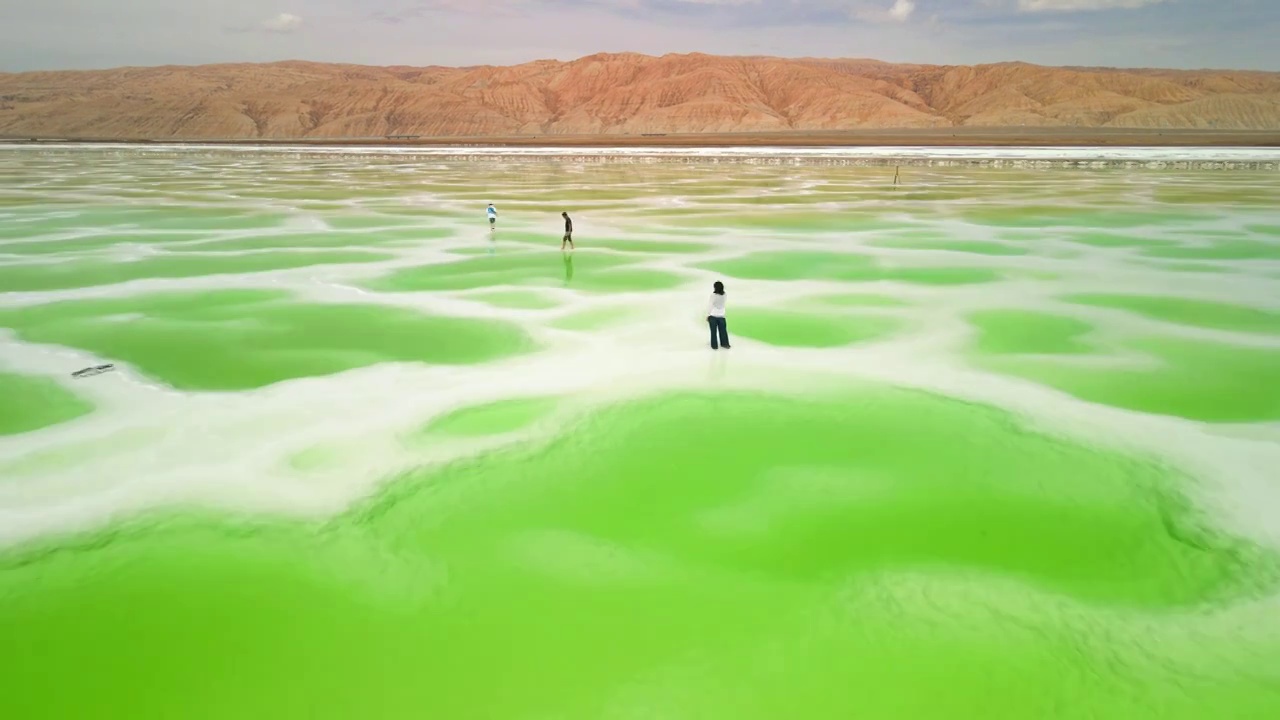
707, 281, 730, 350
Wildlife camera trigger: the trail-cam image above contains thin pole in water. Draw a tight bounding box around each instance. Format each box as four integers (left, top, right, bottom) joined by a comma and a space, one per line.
893, 165, 900, 186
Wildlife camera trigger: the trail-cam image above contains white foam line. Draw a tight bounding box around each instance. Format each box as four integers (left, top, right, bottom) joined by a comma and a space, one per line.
5, 143, 1280, 163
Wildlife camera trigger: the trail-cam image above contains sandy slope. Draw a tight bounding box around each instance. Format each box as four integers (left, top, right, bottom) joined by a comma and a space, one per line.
2, 52, 1279, 139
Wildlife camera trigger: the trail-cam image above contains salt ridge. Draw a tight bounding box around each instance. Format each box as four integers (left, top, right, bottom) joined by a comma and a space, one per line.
0, 149, 1279, 553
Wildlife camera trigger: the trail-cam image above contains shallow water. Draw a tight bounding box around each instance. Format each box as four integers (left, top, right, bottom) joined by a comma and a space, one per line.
2, 146, 1280, 719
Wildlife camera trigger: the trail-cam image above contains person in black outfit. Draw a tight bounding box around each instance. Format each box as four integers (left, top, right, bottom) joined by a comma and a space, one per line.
561, 211, 574, 250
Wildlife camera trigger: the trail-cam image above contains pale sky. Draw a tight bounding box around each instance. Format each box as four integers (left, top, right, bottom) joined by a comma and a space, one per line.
1, 0, 1276, 73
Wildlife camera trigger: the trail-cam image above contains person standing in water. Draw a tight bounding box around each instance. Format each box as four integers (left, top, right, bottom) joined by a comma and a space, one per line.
707, 281, 730, 350
561, 211, 574, 250
487, 203, 497, 229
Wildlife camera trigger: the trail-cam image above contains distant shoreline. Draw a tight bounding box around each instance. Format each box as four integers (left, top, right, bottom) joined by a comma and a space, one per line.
4, 127, 1280, 148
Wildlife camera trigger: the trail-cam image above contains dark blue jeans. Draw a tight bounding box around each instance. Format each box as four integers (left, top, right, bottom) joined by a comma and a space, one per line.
708, 315, 730, 349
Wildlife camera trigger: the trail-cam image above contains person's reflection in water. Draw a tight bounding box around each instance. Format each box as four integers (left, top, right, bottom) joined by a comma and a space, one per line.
707, 346, 727, 382
488, 230, 496, 255
562, 249, 574, 285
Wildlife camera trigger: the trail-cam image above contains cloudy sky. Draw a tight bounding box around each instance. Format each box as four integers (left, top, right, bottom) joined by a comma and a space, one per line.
2, 0, 1276, 73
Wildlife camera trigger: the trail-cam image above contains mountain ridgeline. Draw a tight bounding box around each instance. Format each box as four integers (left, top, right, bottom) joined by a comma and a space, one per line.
2, 52, 1279, 139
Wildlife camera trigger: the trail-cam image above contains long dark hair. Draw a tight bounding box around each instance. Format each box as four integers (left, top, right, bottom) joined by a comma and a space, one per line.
713, 281, 725, 295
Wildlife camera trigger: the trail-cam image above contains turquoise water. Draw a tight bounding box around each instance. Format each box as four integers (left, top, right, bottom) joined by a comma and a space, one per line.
2, 146, 1280, 718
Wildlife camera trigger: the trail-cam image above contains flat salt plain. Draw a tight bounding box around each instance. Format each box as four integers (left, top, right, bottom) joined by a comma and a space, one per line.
2, 144, 1280, 719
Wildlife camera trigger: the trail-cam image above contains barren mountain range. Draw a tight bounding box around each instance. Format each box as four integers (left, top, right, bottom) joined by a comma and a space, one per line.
2, 52, 1279, 140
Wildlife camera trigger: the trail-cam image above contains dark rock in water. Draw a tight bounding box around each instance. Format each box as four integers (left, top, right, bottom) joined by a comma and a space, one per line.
71, 364, 115, 378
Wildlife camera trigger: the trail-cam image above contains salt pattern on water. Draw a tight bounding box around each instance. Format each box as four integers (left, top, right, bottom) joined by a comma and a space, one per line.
1, 146, 1279, 719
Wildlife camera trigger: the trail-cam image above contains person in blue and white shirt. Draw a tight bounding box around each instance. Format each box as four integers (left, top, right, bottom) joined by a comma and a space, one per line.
487, 203, 497, 228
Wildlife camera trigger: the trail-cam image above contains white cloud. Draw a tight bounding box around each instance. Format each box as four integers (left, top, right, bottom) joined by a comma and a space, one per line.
1018, 0, 1169, 11
855, 0, 916, 23
889, 0, 915, 21
261, 13, 303, 33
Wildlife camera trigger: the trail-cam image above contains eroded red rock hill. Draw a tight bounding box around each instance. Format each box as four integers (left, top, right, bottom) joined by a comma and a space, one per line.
2, 52, 1278, 138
